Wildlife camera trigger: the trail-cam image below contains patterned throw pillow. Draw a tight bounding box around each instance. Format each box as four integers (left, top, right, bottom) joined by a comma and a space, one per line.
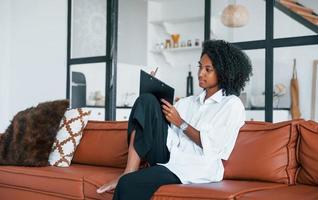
48, 108, 91, 167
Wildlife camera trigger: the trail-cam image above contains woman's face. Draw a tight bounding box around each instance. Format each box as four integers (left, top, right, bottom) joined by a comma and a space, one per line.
198, 54, 219, 90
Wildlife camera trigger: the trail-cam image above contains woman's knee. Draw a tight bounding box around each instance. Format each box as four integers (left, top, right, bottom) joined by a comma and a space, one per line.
116, 173, 134, 192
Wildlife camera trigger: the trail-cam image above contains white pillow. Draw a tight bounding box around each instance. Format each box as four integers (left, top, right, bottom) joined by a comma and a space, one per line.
48, 108, 91, 167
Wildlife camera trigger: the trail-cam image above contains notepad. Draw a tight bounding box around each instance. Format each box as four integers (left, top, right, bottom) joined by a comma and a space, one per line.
139, 70, 175, 105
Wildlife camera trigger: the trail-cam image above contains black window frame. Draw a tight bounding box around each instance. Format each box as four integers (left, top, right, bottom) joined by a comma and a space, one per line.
66, 0, 117, 120
66, 0, 318, 122
205, 0, 318, 122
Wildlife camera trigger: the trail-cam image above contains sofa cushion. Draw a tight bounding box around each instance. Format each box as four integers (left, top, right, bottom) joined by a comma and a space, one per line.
83, 167, 124, 200
0, 186, 71, 200
297, 120, 318, 185
0, 163, 120, 199
48, 108, 91, 167
152, 180, 286, 200
0, 165, 83, 199
72, 121, 128, 168
223, 120, 301, 184
236, 184, 318, 200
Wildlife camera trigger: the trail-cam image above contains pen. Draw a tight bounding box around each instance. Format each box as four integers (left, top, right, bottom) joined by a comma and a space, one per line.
153, 67, 158, 77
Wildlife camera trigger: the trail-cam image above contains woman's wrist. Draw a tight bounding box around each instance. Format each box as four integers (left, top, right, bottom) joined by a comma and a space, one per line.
179, 121, 189, 131
176, 118, 184, 127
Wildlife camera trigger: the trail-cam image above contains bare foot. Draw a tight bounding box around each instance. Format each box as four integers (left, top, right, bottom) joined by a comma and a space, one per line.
97, 178, 119, 193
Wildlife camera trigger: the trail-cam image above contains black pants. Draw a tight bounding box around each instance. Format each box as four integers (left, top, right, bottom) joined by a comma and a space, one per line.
113, 94, 181, 200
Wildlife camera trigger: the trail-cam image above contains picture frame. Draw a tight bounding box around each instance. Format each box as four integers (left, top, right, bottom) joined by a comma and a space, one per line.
311, 60, 318, 121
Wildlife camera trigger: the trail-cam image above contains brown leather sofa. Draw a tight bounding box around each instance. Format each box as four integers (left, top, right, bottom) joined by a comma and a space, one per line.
0, 119, 317, 200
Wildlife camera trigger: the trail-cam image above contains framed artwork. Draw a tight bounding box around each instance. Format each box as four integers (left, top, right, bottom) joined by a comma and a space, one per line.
311, 60, 318, 121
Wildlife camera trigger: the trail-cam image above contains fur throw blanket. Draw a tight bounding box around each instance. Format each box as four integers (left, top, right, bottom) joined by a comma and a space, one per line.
0, 100, 69, 166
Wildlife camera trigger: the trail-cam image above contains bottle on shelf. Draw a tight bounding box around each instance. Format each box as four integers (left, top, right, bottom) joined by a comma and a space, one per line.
186, 64, 193, 96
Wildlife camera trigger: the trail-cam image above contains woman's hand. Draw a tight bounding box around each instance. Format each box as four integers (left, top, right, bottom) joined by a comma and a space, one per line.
161, 99, 183, 127
161, 98, 202, 147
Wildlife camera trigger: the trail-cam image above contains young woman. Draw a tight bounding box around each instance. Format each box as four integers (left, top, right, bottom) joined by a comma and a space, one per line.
97, 40, 253, 200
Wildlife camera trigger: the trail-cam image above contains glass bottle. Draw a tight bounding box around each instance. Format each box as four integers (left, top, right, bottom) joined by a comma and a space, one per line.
186, 65, 193, 96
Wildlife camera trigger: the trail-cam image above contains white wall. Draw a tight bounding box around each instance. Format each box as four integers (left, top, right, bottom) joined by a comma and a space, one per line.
118, 0, 147, 66
0, 0, 67, 132
0, 0, 11, 133
211, 0, 266, 42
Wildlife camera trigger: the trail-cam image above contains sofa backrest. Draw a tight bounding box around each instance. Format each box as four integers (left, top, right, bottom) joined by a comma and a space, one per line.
296, 120, 318, 186
72, 119, 318, 186
72, 121, 128, 168
223, 120, 302, 185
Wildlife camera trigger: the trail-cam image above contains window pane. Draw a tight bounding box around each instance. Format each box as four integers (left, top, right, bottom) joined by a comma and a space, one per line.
274, 0, 317, 39
210, 0, 265, 42
71, 0, 106, 58
70, 63, 106, 120
243, 49, 266, 121
274, 45, 318, 121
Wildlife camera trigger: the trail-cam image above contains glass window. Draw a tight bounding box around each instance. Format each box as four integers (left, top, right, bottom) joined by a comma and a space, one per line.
210, 0, 265, 42
70, 63, 106, 120
274, 0, 317, 39
71, 0, 107, 58
243, 49, 266, 121
274, 45, 318, 121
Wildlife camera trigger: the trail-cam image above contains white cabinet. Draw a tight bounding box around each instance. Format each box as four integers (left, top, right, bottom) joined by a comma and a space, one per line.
83, 107, 132, 121
246, 110, 291, 122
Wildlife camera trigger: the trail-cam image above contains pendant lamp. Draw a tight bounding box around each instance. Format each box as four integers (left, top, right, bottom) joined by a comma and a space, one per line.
221, 4, 249, 27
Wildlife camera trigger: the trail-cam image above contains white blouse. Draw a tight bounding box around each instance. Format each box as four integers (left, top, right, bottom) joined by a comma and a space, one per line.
159, 89, 245, 184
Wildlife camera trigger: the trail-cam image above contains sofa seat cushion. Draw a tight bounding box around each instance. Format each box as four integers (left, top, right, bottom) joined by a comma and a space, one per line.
236, 185, 318, 200
152, 180, 286, 200
83, 166, 124, 200
0, 185, 71, 200
0, 164, 122, 199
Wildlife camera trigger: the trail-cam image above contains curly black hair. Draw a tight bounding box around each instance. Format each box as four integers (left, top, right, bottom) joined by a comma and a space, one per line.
201, 40, 252, 96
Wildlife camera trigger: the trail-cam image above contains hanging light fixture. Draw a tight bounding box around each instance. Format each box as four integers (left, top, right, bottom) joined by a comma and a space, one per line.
221, 4, 249, 28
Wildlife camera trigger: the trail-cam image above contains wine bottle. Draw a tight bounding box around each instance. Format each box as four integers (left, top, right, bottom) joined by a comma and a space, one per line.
186, 65, 193, 96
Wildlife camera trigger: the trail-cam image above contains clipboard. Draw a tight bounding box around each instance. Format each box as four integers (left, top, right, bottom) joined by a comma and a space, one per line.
139, 70, 175, 105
